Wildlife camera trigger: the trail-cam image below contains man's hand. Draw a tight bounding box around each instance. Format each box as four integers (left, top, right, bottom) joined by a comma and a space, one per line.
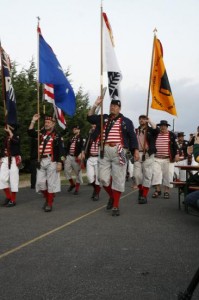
134, 149, 140, 161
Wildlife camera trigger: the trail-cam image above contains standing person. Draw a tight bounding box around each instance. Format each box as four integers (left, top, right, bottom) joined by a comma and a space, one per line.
0, 124, 21, 207
28, 114, 65, 212
133, 115, 159, 204
29, 136, 38, 189
152, 120, 179, 199
84, 124, 101, 201
174, 132, 189, 181
64, 125, 84, 195
87, 97, 139, 216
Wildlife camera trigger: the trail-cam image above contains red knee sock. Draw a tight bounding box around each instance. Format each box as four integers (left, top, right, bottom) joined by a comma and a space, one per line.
69, 179, 75, 186
103, 185, 113, 198
142, 186, 149, 197
4, 188, 11, 199
95, 185, 101, 195
112, 190, 121, 208
41, 190, 48, 199
47, 193, 54, 207
11, 192, 16, 203
75, 183, 80, 191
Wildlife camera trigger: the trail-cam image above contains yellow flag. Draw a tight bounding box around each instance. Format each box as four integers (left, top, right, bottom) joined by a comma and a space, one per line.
151, 37, 177, 116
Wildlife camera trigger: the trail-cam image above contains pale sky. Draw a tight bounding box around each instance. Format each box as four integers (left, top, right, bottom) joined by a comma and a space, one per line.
1, 0, 199, 136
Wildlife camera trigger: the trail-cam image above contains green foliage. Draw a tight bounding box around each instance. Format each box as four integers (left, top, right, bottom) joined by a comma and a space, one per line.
0, 58, 92, 161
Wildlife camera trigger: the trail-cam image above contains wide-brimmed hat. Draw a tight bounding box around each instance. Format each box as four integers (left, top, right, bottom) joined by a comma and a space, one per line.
177, 132, 186, 137
157, 120, 170, 127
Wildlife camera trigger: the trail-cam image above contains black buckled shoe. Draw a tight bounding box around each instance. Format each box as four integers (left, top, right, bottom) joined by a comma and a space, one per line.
112, 207, 120, 216
44, 205, 52, 212
5, 201, 16, 207
2, 198, 10, 206
67, 185, 75, 192
106, 198, 113, 210
93, 194, 99, 201
42, 201, 47, 210
138, 196, 147, 204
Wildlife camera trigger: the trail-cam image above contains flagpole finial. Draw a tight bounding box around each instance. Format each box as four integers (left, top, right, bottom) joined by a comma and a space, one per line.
37, 16, 40, 26
153, 28, 157, 36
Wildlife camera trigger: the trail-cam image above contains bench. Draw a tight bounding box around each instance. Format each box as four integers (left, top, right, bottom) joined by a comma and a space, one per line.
170, 181, 186, 210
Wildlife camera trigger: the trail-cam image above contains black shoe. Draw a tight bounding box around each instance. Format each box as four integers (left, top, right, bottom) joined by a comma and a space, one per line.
138, 196, 147, 204
42, 201, 47, 210
67, 185, 75, 192
91, 191, 95, 199
5, 201, 16, 207
93, 194, 99, 201
112, 207, 120, 216
138, 189, 142, 201
106, 198, 113, 210
44, 205, 52, 212
73, 190, 79, 195
2, 198, 10, 206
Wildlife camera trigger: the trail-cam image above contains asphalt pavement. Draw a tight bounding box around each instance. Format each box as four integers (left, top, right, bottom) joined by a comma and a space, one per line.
0, 180, 199, 300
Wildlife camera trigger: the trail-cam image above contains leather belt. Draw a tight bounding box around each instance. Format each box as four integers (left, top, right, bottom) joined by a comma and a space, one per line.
69, 154, 75, 156
105, 143, 117, 147
90, 154, 98, 157
41, 154, 51, 158
155, 156, 169, 159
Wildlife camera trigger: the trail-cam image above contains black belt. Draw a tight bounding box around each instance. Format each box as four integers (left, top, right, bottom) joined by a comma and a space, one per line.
155, 156, 169, 159
69, 154, 75, 156
41, 154, 51, 158
90, 155, 98, 157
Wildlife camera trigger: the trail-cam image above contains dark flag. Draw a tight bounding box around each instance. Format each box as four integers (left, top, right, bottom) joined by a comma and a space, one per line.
1, 47, 17, 124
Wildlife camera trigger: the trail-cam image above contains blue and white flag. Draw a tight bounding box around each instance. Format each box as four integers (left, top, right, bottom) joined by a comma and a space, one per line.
1, 48, 17, 125
38, 26, 76, 116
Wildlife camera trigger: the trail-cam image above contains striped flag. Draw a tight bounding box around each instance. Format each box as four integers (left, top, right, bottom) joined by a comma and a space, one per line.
44, 84, 67, 129
102, 12, 122, 101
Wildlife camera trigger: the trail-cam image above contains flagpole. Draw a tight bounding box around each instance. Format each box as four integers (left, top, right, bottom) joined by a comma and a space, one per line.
37, 16, 41, 162
0, 42, 8, 125
100, 1, 104, 158
146, 28, 157, 117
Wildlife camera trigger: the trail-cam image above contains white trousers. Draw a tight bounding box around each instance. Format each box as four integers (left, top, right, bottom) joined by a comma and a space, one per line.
0, 157, 19, 192
174, 159, 187, 181
152, 158, 174, 188
133, 153, 154, 187
99, 146, 127, 192
86, 156, 100, 185
36, 157, 61, 193
64, 155, 83, 184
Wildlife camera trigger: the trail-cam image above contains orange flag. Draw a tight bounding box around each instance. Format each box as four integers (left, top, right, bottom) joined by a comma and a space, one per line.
151, 37, 177, 116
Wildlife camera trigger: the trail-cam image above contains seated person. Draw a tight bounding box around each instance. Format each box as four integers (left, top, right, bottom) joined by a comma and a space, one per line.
184, 190, 199, 210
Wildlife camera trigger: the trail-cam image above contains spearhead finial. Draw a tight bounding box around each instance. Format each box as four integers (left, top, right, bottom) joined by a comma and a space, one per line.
153, 28, 157, 36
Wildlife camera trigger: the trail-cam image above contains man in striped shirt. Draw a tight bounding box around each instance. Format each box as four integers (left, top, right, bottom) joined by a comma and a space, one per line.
87, 97, 139, 216
152, 120, 179, 199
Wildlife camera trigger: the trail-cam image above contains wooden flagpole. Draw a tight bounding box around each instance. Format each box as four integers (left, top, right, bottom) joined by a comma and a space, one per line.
100, 0, 104, 158
0, 42, 7, 125
146, 28, 157, 117
37, 16, 41, 162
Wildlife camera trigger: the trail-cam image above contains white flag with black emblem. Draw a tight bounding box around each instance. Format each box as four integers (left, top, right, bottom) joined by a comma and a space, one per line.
102, 12, 122, 101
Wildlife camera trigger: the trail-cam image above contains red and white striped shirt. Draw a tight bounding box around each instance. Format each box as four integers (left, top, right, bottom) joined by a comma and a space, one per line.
104, 118, 122, 144
155, 132, 170, 157
39, 135, 53, 155
90, 141, 99, 156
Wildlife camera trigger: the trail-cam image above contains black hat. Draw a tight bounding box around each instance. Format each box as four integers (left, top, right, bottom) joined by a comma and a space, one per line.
139, 115, 148, 119
177, 132, 186, 137
110, 99, 121, 107
157, 120, 170, 127
44, 115, 56, 122
72, 125, 80, 129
